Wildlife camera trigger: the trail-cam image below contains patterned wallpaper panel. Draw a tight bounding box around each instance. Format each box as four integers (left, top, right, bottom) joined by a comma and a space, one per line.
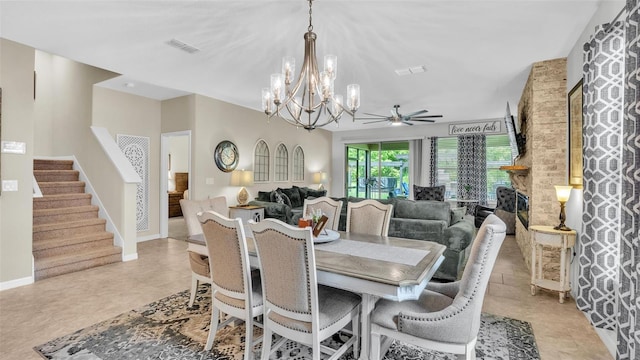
117, 134, 150, 232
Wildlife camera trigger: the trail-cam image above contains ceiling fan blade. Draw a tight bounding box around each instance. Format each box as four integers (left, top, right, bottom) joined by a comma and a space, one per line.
411, 115, 443, 119
363, 120, 392, 124
355, 117, 391, 121
404, 109, 429, 117
407, 119, 436, 123
363, 112, 388, 117
402, 121, 414, 126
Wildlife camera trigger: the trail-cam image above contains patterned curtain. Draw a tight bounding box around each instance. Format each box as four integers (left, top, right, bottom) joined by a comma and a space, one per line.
577, 21, 625, 332
457, 135, 486, 211
616, 1, 640, 358
429, 137, 438, 186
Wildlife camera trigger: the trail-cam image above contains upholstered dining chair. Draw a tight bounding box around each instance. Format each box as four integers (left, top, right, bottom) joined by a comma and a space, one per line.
346, 199, 393, 236
302, 196, 343, 230
249, 219, 361, 360
179, 196, 228, 307
369, 214, 507, 360
198, 211, 263, 358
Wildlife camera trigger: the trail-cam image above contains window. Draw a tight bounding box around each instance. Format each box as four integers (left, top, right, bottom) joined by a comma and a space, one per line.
434, 135, 512, 204
254, 140, 270, 182
292, 145, 305, 182
436, 137, 458, 200
275, 143, 288, 182
485, 135, 513, 205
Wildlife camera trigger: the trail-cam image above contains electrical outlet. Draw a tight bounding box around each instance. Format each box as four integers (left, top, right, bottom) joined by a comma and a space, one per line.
2, 180, 18, 192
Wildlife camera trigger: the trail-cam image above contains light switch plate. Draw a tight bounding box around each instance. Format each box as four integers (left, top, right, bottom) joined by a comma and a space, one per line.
205, 178, 214, 185
2, 180, 18, 192
1, 141, 27, 154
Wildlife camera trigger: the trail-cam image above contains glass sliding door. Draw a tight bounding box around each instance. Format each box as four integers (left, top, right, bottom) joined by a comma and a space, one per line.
345, 141, 409, 199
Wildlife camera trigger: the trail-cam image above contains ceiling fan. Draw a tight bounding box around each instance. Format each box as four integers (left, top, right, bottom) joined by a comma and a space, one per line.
355, 104, 442, 126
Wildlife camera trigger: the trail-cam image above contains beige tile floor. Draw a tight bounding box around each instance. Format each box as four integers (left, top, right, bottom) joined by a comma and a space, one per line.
0, 227, 612, 359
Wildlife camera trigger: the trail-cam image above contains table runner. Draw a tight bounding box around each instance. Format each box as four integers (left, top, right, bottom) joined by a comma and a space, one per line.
316, 239, 429, 266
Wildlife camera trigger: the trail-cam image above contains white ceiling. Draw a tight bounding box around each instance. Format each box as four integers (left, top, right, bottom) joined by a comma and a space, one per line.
0, 1, 607, 131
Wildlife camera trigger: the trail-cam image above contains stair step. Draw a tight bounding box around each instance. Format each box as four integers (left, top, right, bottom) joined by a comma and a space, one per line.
34, 159, 74, 171
33, 205, 99, 225
34, 170, 79, 182
34, 247, 122, 280
33, 193, 92, 210
33, 231, 114, 258
38, 181, 86, 195
33, 218, 106, 241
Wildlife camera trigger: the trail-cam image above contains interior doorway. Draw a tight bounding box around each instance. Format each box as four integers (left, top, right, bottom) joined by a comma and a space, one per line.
160, 130, 191, 238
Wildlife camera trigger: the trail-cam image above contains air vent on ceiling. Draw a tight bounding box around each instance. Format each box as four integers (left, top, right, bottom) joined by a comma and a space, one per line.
395, 65, 427, 76
166, 38, 200, 54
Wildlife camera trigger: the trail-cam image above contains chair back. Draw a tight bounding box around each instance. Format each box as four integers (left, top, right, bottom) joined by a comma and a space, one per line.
249, 219, 318, 326
198, 211, 253, 308
495, 186, 516, 213
180, 196, 228, 237
346, 199, 393, 236
302, 197, 343, 230
455, 214, 506, 336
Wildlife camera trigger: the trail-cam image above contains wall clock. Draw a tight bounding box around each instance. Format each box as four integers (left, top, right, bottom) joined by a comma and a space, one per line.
214, 140, 239, 172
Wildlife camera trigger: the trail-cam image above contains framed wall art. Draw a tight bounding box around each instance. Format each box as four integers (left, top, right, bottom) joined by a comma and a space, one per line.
568, 79, 583, 188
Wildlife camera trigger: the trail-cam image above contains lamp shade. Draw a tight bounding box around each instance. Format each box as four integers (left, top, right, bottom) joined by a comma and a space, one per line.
554, 185, 572, 202
312, 172, 327, 184
230, 170, 254, 187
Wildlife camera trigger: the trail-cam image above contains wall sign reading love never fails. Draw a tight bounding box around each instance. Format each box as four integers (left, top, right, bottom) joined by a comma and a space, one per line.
448, 121, 501, 135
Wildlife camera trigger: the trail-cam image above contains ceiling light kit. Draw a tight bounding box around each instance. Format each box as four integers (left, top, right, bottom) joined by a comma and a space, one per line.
262, 0, 360, 131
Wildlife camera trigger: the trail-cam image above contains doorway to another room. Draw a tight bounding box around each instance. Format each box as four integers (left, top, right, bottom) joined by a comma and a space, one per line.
160, 131, 191, 239
345, 141, 410, 199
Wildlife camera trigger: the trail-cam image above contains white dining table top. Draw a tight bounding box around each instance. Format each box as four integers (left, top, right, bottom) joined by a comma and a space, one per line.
188, 230, 445, 293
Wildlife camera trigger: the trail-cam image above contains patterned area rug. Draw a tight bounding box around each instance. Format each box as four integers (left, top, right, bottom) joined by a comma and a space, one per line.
34, 288, 540, 360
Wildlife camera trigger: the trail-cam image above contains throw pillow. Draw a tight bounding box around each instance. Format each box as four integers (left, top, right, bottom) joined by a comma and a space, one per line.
270, 190, 292, 208
450, 206, 466, 224
413, 184, 446, 201
256, 191, 271, 202
278, 187, 302, 208
294, 185, 308, 200
306, 188, 327, 198
494, 208, 515, 235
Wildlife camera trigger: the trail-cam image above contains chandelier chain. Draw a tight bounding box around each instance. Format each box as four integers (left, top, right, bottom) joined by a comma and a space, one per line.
308, 0, 313, 32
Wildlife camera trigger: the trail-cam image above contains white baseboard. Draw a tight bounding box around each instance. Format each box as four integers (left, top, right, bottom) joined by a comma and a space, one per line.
137, 234, 161, 243
122, 253, 138, 262
0, 276, 34, 291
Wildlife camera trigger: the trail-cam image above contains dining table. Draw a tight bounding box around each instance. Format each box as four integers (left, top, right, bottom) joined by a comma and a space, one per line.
187, 228, 446, 360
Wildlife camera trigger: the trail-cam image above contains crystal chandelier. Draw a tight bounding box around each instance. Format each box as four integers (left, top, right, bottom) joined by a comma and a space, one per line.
262, 0, 360, 130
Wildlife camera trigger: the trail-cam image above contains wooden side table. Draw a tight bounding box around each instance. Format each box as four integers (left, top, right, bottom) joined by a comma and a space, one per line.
229, 205, 264, 223
529, 225, 576, 303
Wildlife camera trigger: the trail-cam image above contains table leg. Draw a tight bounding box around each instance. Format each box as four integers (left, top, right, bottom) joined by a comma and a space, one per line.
359, 294, 378, 360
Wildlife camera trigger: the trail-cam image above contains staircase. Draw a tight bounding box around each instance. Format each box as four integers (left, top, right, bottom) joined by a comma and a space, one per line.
33, 159, 121, 280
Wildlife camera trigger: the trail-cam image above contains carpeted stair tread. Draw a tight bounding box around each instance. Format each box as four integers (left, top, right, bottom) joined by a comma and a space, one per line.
33, 193, 92, 210
33, 231, 114, 253
33, 159, 74, 171
34, 170, 80, 182
37, 181, 86, 195
33, 218, 107, 241
33, 205, 99, 225
34, 248, 122, 280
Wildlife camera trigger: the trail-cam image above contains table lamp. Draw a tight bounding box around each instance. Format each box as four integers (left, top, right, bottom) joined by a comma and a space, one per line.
553, 185, 572, 231
312, 172, 327, 190
230, 170, 254, 206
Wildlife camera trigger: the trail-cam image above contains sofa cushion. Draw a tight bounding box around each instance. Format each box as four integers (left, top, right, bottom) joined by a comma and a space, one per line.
394, 199, 450, 224
278, 187, 302, 208
294, 185, 308, 200
413, 184, 446, 201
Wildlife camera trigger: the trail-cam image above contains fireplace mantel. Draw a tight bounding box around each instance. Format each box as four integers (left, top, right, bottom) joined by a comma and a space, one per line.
500, 165, 529, 192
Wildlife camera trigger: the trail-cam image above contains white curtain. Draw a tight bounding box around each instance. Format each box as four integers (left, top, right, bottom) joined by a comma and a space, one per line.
409, 139, 423, 200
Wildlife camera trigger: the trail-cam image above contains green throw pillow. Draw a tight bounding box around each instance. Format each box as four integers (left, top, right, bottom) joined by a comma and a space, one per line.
450, 206, 466, 224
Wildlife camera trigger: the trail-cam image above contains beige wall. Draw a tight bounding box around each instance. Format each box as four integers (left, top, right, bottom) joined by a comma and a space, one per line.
93, 87, 162, 238
0, 39, 36, 284
34, 51, 54, 156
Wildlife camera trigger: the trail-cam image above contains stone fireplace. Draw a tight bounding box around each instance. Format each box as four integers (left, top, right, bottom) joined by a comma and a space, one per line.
511, 58, 568, 280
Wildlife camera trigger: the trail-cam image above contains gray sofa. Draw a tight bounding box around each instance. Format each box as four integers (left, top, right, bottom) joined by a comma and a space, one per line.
250, 192, 474, 281
333, 197, 474, 281
247, 186, 327, 224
